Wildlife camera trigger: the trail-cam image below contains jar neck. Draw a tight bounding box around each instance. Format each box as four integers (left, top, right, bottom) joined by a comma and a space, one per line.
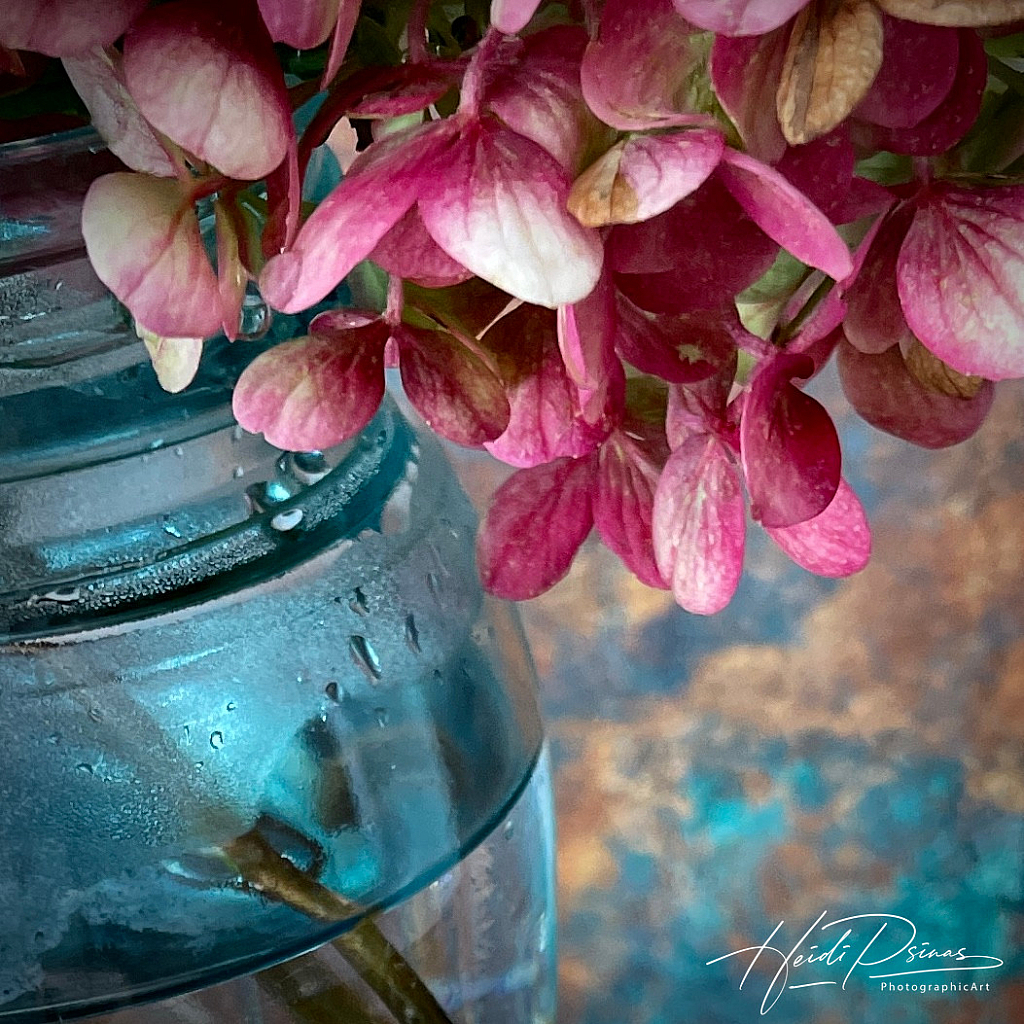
0, 130, 411, 642
0, 392, 412, 642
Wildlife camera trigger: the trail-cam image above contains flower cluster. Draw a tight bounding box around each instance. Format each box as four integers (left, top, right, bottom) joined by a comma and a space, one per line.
4, 0, 1024, 613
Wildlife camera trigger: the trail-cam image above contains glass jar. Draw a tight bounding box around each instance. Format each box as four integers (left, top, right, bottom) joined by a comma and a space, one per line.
0, 130, 555, 1024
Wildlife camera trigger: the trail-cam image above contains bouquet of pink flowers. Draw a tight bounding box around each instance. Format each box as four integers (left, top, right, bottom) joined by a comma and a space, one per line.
4, 0, 1023, 614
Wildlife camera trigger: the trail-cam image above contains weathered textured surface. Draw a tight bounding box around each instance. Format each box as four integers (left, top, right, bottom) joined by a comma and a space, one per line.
463, 370, 1024, 1023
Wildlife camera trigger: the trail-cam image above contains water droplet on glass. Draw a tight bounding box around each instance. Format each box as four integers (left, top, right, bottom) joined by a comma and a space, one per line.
148, 438, 164, 451
173, 445, 184, 457
237, 288, 272, 340
374, 707, 389, 729
350, 635, 382, 681
271, 508, 304, 532
226, 701, 237, 712
324, 681, 341, 702
183, 724, 191, 741
163, 522, 183, 539
87, 706, 102, 723
232, 465, 245, 479
210, 730, 224, 750
426, 572, 440, 598
247, 480, 293, 512
503, 820, 515, 840
404, 613, 421, 654
76, 763, 94, 775
432, 669, 443, 684
348, 587, 369, 615
232, 425, 245, 442
291, 450, 330, 485
194, 761, 205, 771
48, 732, 61, 744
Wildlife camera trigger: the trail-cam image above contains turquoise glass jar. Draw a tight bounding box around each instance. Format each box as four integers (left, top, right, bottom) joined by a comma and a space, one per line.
0, 129, 555, 1024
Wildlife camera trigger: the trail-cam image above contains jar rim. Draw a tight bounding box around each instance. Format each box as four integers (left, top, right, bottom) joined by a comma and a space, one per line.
0, 400, 412, 642
0, 125, 104, 164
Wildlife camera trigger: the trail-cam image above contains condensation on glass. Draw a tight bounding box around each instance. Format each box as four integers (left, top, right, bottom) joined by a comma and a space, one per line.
0, 130, 555, 1024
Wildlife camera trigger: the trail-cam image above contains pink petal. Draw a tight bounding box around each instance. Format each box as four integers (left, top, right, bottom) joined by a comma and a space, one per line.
370, 206, 473, 289
123, 1, 292, 180
581, 0, 719, 131
490, 0, 543, 34
594, 433, 669, 588
0, 0, 146, 57
321, 0, 360, 88
484, 304, 613, 467
672, 0, 809, 35
257, 0, 341, 48
851, 28, 985, 155
139, 329, 203, 394
557, 269, 621, 423
215, 199, 247, 341
418, 118, 603, 308
262, 136, 301, 256
485, 26, 605, 173
853, 15, 959, 129
610, 176, 779, 314
569, 129, 725, 227
898, 183, 1024, 380
81, 172, 222, 338
766, 477, 871, 576
709, 28, 788, 163
716, 149, 854, 281
232, 312, 388, 451
844, 203, 915, 354
740, 352, 841, 528
615, 291, 738, 384
664, 358, 740, 447
261, 120, 458, 314
837, 335, 995, 448
831, 175, 895, 225
61, 47, 176, 176
395, 324, 510, 447
348, 66, 455, 118
652, 433, 746, 615
477, 454, 599, 600
775, 130, 855, 224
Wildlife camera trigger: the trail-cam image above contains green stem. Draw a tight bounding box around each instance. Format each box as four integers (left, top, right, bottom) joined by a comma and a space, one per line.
222, 829, 457, 1024
774, 274, 834, 347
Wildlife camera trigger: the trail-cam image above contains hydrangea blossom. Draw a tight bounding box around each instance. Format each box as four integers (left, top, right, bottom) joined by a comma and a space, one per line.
6, 0, 1024, 614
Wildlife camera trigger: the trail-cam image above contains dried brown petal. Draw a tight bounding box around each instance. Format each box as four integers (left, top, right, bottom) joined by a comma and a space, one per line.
777, 0, 884, 145
903, 338, 986, 397
875, 0, 1024, 27
567, 143, 634, 227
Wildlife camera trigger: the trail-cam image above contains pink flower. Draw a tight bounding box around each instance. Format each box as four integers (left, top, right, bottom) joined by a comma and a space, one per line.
477, 420, 671, 600
650, 292, 870, 614
0, 0, 147, 57
123, 1, 294, 181
260, 29, 605, 315
232, 309, 511, 452
593, 143, 853, 316
847, 182, 1024, 380
707, 3, 999, 147
81, 173, 224, 340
